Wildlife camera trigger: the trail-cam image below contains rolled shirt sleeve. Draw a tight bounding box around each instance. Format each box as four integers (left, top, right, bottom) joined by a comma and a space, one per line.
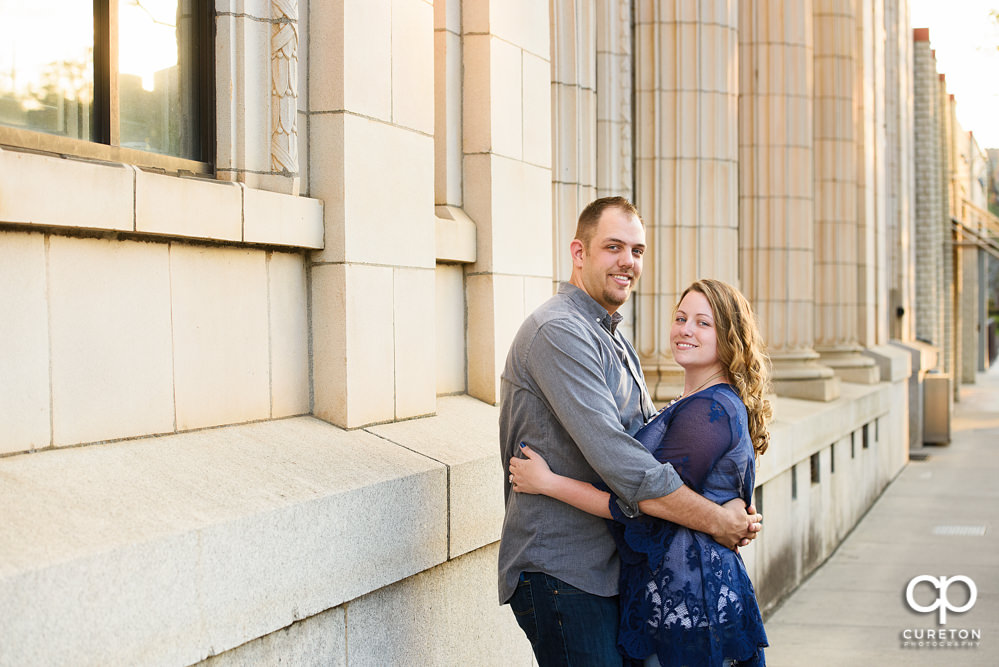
525, 318, 683, 510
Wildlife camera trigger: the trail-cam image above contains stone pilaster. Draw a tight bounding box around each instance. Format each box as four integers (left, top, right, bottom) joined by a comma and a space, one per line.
270, 0, 300, 195
861, 0, 889, 350
462, 0, 554, 404
812, 0, 877, 384
912, 30, 942, 359
940, 77, 957, 389
739, 0, 839, 401
216, 1, 301, 195
884, 0, 916, 343
633, 0, 740, 401
551, 0, 597, 285
595, 0, 636, 342
309, 0, 437, 427
595, 0, 634, 201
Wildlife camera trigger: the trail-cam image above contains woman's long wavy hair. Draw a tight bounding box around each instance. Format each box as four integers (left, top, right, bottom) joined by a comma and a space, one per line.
678, 279, 773, 457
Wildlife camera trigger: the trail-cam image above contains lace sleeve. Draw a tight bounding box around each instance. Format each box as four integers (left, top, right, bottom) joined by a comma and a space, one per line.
650, 394, 737, 492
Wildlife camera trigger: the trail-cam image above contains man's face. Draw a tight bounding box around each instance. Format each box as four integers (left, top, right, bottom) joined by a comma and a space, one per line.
574, 207, 645, 314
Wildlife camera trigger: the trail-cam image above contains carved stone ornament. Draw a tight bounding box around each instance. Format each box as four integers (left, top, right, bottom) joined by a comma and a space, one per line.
271, 0, 298, 175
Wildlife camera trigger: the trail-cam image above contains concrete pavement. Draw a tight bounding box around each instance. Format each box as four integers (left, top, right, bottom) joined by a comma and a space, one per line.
763, 361, 999, 666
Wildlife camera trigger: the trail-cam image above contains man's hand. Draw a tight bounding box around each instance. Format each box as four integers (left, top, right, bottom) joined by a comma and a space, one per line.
714, 498, 762, 550
638, 487, 763, 547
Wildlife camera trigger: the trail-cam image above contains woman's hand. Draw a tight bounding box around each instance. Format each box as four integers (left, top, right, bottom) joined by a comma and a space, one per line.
508, 444, 554, 495
509, 445, 613, 518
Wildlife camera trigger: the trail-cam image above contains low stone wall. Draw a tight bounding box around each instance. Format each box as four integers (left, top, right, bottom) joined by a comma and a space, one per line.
0, 363, 912, 665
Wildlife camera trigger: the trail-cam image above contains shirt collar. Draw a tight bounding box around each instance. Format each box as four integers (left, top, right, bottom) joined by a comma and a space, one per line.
558, 282, 624, 335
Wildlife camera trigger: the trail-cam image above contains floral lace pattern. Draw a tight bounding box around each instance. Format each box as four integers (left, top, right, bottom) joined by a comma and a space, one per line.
607, 385, 768, 666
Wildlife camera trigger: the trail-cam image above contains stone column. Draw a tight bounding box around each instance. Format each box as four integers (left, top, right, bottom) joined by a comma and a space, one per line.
959, 233, 979, 383
462, 0, 554, 404
551, 0, 597, 285
912, 30, 942, 355
309, 0, 437, 427
941, 79, 957, 388
595, 0, 634, 201
633, 0, 740, 401
811, 0, 877, 383
884, 0, 916, 342
739, 0, 839, 401
595, 0, 636, 342
858, 0, 889, 349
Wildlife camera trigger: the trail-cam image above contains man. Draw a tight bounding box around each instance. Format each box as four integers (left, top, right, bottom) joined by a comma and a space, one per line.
498, 197, 760, 665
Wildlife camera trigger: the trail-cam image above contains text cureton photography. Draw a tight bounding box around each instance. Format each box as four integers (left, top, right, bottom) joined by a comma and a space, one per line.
900, 575, 982, 650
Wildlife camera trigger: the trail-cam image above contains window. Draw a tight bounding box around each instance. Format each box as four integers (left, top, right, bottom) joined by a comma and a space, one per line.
0, 1, 213, 171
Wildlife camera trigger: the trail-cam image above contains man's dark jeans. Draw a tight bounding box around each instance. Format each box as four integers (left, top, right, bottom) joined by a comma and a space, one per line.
509, 571, 623, 666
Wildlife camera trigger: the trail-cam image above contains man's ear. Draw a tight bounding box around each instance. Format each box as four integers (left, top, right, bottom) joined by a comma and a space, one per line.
570, 238, 585, 267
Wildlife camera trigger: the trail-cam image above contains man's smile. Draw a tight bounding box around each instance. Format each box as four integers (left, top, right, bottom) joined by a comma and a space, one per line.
610, 273, 633, 285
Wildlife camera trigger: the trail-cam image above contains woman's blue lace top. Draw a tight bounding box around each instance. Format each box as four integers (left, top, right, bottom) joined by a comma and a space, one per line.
607, 384, 768, 666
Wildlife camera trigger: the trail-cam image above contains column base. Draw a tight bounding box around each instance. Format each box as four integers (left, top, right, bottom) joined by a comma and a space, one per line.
770, 354, 840, 402
817, 348, 881, 385
772, 375, 842, 401
644, 365, 684, 406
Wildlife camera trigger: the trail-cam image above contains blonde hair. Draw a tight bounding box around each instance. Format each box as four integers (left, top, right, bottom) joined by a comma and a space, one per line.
678, 279, 773, 456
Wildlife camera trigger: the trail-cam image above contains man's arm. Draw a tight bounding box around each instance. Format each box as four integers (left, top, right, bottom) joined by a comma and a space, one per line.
523, 319, 759, 545
525, 319, 681, 503
510, 444, 761, 548
638, 490, 761, 549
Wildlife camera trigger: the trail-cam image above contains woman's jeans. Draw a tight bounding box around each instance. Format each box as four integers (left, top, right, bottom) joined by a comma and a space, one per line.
509, 571, 623, 666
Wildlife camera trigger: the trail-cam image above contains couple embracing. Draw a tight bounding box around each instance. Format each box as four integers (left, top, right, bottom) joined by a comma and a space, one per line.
498, 197, 771, 666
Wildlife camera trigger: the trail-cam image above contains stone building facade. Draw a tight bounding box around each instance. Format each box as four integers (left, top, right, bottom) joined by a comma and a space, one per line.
912, 27, 998, 403
0, 1, 993, 664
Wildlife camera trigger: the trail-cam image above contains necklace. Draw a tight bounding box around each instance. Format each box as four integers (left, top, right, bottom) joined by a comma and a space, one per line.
670, 370, 725, 406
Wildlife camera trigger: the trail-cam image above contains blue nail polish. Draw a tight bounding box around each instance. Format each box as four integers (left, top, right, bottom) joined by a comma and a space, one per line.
519, 442, 526, 448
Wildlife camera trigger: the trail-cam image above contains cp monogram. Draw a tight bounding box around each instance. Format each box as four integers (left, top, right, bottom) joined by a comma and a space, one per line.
905, 575, 977, 624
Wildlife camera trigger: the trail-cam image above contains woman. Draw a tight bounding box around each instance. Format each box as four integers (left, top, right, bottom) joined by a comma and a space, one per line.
509, 278, 771, 666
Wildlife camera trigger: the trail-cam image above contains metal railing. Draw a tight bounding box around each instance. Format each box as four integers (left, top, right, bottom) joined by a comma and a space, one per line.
953, 198, 999, 259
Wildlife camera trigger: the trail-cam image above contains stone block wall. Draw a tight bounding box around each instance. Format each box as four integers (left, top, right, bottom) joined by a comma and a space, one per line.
0, 149, 322, 456
0, 1, 967, 665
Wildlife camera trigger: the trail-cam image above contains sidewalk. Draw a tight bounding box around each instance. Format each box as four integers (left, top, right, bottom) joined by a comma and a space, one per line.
763, 362, 999, 666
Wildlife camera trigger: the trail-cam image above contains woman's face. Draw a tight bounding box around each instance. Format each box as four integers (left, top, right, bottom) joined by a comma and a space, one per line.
671, 290, 719, 372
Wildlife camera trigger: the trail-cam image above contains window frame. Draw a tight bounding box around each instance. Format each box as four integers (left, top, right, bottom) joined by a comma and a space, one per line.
0, 0, 215, 175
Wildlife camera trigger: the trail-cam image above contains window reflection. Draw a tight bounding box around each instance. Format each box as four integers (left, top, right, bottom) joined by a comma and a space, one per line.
119, 0, 196, 158
0, 1, 208, 163
0, 2, 94, 141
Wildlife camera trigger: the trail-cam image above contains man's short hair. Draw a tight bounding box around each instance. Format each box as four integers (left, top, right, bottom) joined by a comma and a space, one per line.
574, 196, 643, 249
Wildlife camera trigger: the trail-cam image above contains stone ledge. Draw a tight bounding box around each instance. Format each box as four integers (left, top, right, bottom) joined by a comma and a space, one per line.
759, 381, 894, 486
0, 395, 503, 667
0, 147, 324, 250
863, 343, 912, 383
890, 339, 939, 375
434, 205, 477, 263
368, 395, 504, 558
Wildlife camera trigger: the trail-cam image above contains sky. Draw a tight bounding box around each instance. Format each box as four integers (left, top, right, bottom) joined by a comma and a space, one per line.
910, 0, 999, 149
